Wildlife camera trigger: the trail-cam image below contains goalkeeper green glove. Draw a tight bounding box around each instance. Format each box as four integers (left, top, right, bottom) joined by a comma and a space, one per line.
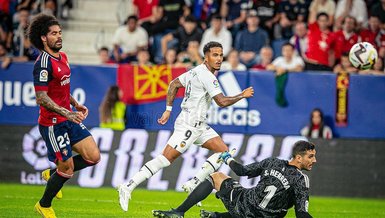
217, 149, 236, 165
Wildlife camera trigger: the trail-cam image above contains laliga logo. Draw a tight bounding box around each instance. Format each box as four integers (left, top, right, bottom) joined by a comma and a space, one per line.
22, 126, 55, 170
207, 71, 261, 126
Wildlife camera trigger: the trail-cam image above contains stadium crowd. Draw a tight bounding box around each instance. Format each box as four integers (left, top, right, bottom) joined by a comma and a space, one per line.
0, 0, 72, 68
104, 0, 385, 75
1, 0, 385, 74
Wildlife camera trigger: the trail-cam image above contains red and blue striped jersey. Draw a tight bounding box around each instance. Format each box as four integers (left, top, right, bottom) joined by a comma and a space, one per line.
33, 51, 71, 126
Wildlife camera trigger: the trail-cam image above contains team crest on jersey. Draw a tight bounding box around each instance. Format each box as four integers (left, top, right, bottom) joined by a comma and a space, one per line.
180, 141, 186, 148
213, 80, 219, 88
62, 148, 68, 156
39, 70, 48, 82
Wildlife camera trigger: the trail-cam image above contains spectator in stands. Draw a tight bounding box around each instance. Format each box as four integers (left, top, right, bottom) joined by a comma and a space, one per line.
276, 0, 307, 39
161, 15, 202, 58
99, 85, 126, 131
301, 108, 333, 139
112, 15, 148, 63
98, 47, 115, 64
251, 46, 274, 70
333, 16, 359, 63
60, 0, 73, 19
359, 57, 385, 75
41, 0, 57, 16
186, 40, 202, 67
249, 0, 280, 39
0, 4, 13, 50
152, 0, 190, 35
151, 0, 190, 63
220, 49, 246, 71
289, 22, 308, 58
220, 0, 248, 41
235, 10, 269, 68
266, 42, 305, 75
359, 15, 382, 51
308, 0, 336, 27
16, 0, 37, 12
305, 12, 334, 71
134, 48, 153, 66
12, 8, 39, 62
333, 52, 358, 74
370, 0, 385, 26
163, 48, 178, 67
132, 0, 159, 35
334, 0, 368, 30
0, 42, 12, 69
175, 51, 193, 68
199, 15, 232, 57
190, 0, 220, 30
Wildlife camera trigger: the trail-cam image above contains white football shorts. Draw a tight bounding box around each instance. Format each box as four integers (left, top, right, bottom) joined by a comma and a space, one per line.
167, 118, 219, 153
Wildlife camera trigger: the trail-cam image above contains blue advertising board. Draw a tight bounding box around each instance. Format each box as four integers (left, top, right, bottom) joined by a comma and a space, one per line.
1, 63, 385, 139
0, 62, 117, 127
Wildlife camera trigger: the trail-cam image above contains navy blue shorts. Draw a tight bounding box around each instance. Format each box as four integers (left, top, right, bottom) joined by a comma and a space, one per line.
39, 121, 91, 163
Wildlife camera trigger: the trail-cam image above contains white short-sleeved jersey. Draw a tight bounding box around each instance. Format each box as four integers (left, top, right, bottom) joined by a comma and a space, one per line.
177, 64, 222, 125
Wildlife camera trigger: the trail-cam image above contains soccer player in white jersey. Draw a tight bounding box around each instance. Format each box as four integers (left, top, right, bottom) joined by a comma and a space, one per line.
117, 41, 254, 211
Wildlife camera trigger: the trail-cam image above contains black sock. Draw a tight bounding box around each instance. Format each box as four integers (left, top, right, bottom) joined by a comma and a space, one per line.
73, 155, 93, 172
39, 172, 69, 207
176, 179, 214, 213
49, 155, 92, 176
215, 212, 232, 218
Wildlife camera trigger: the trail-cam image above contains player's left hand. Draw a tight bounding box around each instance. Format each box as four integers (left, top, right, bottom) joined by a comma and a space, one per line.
157, 110, 171, 125
75, 104, 89, 118
217, 148, 236, 164
242, 87, 254, 98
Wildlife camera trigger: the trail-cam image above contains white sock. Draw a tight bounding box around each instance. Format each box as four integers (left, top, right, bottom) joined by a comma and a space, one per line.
126, 155, 170, 191
194, 152, 223, 182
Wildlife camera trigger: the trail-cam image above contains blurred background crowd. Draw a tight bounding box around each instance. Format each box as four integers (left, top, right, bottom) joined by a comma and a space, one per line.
1, 0, 385, 75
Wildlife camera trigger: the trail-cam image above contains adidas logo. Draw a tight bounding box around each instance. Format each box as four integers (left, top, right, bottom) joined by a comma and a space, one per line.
207, 71, 261, 126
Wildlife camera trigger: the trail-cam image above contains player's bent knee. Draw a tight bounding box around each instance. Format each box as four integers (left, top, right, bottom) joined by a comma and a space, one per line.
56, 169, 74, 178
85, 152, 101, 165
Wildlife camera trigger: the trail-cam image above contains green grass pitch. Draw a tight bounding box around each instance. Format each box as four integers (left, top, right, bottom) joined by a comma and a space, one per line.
0, 183, 384, 217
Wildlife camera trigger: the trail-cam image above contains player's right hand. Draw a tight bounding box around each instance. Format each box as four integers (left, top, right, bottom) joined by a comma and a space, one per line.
242, 87, 254, 98
157, 110, 171, 125
67, 111, 85, 124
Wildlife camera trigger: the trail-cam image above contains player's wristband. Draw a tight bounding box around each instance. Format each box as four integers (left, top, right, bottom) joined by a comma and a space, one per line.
225, 157, 234, 165
166, 106, 172, 111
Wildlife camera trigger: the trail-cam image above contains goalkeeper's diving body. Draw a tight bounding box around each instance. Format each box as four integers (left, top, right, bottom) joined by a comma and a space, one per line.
117, 41, 254, 211
153, 140, 316, 218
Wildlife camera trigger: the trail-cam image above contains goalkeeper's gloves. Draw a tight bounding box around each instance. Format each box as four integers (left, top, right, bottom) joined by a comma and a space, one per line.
217, 149, 236, 165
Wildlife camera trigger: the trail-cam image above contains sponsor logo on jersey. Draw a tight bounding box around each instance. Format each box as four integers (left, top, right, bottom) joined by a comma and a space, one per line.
207, 71, 261, 126
39, 70, 48, 82
60, 75, 70, 86
62, 148, 68, 156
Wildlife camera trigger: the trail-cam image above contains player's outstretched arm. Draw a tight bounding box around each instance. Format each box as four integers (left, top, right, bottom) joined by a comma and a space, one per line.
218, 150, 263, 177
36, 91, 85, 124
213, 86, 254, 108
158, 78, 184, 125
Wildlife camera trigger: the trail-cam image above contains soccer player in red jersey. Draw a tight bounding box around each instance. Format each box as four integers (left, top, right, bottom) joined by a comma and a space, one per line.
29, 14, 100, 218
